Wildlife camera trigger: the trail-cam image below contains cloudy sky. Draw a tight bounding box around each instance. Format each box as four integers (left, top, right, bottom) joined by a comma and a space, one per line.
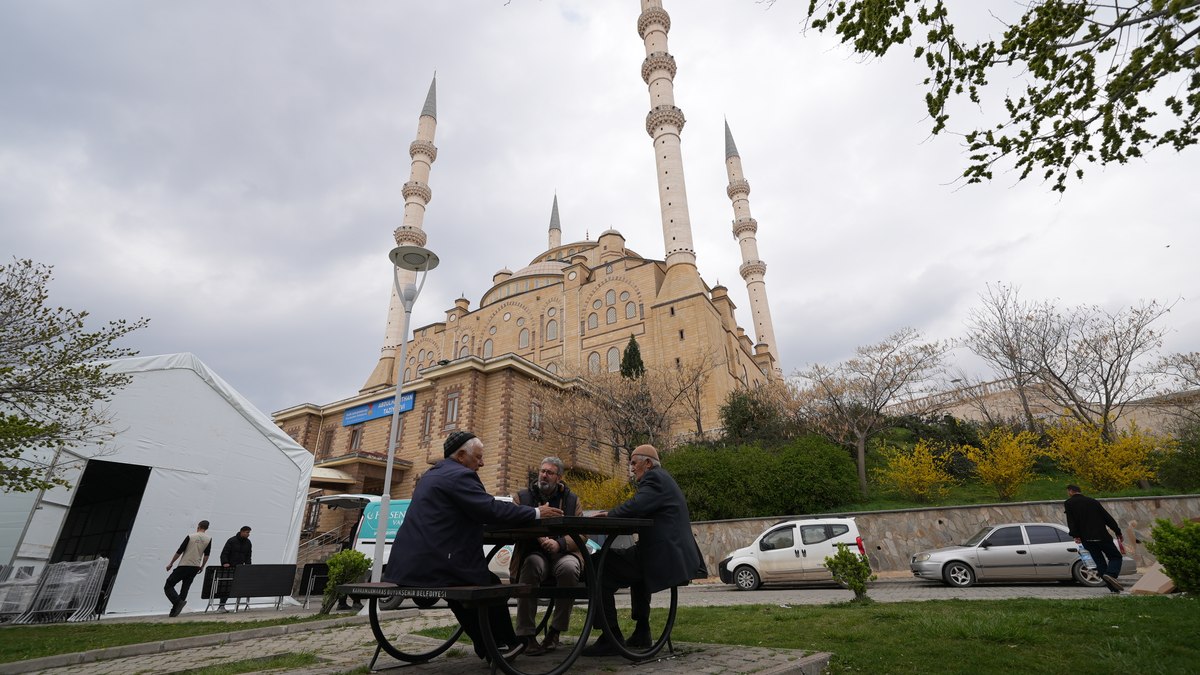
2, 1, 1196, 416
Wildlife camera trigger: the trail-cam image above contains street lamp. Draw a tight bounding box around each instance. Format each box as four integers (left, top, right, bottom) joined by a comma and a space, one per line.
371, 245, 439, 583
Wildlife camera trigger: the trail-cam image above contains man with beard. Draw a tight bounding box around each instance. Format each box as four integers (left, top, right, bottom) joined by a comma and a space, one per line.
510, 456, 584, 655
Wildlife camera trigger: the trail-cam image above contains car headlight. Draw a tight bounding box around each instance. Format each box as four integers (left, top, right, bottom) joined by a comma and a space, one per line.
912, 553, 931, 562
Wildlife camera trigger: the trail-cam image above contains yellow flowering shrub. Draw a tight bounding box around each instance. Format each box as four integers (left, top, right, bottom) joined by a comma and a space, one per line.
1046, 418, 1159, 492
566, 471, 635, 511
962, 427, 1043, 500
874, 440, 955, 502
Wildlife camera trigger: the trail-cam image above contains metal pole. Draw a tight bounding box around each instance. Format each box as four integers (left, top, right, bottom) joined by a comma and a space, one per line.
370, 262, 432, 583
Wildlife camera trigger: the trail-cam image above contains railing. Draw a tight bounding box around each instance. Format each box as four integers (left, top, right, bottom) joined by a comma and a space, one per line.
296, 524, 352, 567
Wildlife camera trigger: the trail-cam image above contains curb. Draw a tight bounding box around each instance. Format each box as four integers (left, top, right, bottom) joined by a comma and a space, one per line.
0, 611, 415, 675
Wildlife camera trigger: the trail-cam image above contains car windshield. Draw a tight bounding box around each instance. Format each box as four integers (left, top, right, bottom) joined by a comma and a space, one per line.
962, 527, 992, 546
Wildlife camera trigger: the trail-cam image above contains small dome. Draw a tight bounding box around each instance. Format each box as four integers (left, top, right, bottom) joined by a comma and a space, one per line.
599, 228, 623, 238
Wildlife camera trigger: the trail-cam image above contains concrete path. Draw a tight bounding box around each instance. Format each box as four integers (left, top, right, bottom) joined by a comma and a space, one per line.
1, 575, 1140, 675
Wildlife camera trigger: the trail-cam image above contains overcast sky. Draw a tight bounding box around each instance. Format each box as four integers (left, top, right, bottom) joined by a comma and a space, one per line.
2, 1, 1196, 416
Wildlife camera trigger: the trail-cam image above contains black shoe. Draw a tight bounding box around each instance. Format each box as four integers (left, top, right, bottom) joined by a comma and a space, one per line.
169, 600, 186, 617
581, 635, 622, 657
1101, 574, 1124, 593
626, 622, 652, 649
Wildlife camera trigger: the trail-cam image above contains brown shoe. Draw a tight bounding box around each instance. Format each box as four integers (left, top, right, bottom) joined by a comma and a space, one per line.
539, 627, 562, 653
523, 635, 547, 657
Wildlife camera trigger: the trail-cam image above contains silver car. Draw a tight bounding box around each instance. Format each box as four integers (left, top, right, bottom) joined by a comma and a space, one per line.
910, 522, 1135, 588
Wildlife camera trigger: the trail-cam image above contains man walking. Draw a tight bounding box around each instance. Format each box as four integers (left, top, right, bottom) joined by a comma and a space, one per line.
164, 520, 212, 616
217, 525, 252, 612
1064, 485, 1125, 593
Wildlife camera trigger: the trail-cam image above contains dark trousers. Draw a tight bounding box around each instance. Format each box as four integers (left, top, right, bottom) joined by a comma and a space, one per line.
164, 566, 200, 605
597, 545, 650, 642
1082, 538, 1123, 577
446, 572, 518, 660
217, 566, 240, 605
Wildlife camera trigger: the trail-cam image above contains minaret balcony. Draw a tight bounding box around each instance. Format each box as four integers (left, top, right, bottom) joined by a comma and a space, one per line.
739, 260, 767, 279
393, 226, 428, 248
641, 52, 677, 83
645, 105, 686, 136
726, 179, 751, 199
402, 181, 432, 203
409, 139, 438, 162
731, 218, 758, 238
637, 7, 671, 39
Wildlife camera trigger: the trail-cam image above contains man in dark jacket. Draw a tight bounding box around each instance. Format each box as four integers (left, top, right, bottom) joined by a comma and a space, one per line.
384, 431, 562, 661
583, 444, 706, 657
216, 526, 252, 612
511, 456, 584, 655
1064, 485, 1125, 593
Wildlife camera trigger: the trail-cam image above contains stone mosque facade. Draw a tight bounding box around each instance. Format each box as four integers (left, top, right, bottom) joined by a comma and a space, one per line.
274, 1, 783, 520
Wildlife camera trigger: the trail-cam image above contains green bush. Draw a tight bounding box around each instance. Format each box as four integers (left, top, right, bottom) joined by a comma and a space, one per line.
320, 549, 372, 614
1146, 518, 1200, 593
1157, 423, 1200, 490
824, 543, 877, 602
664, 435, 858, 520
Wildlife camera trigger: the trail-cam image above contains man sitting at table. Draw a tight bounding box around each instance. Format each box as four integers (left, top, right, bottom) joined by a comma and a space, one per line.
511, 456, 585, 655
583, 444, 707, 657
384, 431, 563, 662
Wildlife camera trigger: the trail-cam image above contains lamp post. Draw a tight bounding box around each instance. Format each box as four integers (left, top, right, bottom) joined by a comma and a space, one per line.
371, 245, 439, 583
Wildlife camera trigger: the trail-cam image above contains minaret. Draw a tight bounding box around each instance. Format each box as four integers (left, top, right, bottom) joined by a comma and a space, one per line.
638, 1, 702, 295
548, 194, 561, 250
725, 120, 780, 377
362, 77, 439, 392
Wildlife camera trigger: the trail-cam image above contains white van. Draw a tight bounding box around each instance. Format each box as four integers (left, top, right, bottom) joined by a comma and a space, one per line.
718, 517, 866, 590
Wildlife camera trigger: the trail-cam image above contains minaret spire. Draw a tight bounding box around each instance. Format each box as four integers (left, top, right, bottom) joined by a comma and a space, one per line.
362, 75, 440, 392
724, 120, 780, 377
548, 194, 561, 250
638, 1, 702, 294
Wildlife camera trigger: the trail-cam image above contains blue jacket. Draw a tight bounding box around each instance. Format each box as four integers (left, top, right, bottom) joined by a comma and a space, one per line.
608, 467, 706, 593
383, 458, 537, 586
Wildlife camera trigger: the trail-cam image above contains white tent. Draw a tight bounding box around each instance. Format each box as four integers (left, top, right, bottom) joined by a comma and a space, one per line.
0, 353, 313, 616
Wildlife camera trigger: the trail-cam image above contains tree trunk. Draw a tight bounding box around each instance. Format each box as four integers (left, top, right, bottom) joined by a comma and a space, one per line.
856, 435, 869, 497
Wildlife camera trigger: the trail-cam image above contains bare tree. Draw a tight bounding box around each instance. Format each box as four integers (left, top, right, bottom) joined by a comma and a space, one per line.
668, 351, 723, 440
964, 283, 1046, 431
795, 327, 948, 497
1153, 351, 1200, 428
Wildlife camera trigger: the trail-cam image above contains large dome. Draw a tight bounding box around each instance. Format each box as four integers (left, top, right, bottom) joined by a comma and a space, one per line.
510, 260, 568, 279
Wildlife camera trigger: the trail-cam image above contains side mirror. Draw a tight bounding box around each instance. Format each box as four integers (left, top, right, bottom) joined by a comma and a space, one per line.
759, 540, 773, 552
979, 540, 991, 549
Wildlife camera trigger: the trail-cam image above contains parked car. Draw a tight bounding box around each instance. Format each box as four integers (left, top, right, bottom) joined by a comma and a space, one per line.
718, 517, 866, 590
909, 522, 1136, 588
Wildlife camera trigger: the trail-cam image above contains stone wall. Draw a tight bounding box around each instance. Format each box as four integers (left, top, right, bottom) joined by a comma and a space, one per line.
691, 495, 1200, 576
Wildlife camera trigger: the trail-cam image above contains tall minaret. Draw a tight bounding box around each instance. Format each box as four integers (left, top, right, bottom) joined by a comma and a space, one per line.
548, 194, 561, 250
725, 120, 780, 377
638, 1, 702, 294
362, 77, 439, 392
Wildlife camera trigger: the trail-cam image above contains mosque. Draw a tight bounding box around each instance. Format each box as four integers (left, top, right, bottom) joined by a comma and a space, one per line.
273, 1, 783, 519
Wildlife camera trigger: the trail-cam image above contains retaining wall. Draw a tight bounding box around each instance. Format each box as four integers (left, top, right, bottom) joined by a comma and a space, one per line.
691, 495, 1200, 576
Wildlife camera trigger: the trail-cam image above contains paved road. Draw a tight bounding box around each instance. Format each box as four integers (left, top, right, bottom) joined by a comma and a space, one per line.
3, 576, 1140, 675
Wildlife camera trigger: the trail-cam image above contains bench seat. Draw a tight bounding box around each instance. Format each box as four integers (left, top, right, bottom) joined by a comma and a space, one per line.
337, 582, 531, 605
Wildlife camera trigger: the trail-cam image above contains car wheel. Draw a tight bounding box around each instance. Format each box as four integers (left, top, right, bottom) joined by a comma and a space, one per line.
378, 595, 405, 611
1073, 560, 1104, 587
942, 561, 976, 588
733, 565, 761, 591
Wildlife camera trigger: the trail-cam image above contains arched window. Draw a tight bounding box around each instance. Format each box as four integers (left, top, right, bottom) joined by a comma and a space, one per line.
483, 339, 493, 358
519, 328, 530, 348
404, 368, 411, 381
605, 289, 616, 305
607, 347, 620, 372
418, 349, 425, 362
546, 319, 558, 340
588, 352, 601, 373
626, 301, 636, 319
458, 346, 469, 358
606, 307, 617, 324
587, 313, 598, 329
547, 362, 558, 375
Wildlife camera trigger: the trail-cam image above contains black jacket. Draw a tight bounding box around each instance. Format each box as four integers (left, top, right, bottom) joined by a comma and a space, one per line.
1064, 493, 1121, 540
608, 467, 706, 593
220, 534, 252, 566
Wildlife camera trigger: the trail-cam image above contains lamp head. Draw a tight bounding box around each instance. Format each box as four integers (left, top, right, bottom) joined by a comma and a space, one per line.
388, 246, 440, 272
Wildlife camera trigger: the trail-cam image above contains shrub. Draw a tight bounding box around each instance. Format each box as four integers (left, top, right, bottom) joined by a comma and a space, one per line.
824, 543, 876, 602
1157, 423, 1200, 490
874, 439, 955, 502
962, 427, 1043, 500
566, 471, 635, 511
1046, 418, 1159, 492
320, 549, 372, 614
1146, 518, 1200, 593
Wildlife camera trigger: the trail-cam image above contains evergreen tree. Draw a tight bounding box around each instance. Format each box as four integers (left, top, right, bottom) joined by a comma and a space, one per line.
620, 334, 645, 380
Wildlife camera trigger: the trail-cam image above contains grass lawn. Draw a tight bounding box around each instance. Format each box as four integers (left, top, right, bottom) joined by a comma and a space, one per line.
425, 596, 1199, 674
0, 615, 332, 664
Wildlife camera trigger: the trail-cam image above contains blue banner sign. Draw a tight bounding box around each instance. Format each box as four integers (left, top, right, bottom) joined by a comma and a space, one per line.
342, 392, 415, 426
358, 500, 411, 541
